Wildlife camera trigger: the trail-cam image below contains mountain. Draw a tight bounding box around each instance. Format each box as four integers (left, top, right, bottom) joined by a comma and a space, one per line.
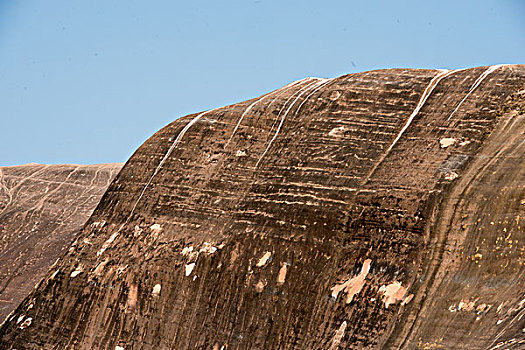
0, 163, 121, 322
1, 65, 524, 349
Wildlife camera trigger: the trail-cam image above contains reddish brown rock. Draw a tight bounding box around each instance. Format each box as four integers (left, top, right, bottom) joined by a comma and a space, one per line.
1, 66, 524, 349
0, 163, 121, 322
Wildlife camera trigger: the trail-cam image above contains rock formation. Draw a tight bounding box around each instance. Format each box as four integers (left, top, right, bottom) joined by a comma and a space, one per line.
1, 65, 524, 349
0, 163, 121, 322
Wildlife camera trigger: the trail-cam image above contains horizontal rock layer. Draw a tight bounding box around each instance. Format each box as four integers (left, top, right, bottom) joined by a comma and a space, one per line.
1, 66, 524, 349
0, 163, 121, 322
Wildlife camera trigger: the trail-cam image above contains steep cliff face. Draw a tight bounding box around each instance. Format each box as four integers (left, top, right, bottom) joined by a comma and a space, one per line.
0, 163, 121, 322
1, 66, 524, 349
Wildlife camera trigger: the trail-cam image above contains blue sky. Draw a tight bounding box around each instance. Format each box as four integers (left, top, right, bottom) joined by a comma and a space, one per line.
1, 0, 524, 166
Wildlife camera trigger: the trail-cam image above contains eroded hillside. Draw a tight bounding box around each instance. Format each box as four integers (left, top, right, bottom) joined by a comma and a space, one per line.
1, 66, 524, 349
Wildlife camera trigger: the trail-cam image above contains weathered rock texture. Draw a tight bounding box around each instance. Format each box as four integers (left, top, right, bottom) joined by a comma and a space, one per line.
0, 163, 121, 322
1, 65, 524, 349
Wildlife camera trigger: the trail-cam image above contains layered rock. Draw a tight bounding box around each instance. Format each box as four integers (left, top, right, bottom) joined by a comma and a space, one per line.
1, 66, 524, 349
0, 163, 121, 322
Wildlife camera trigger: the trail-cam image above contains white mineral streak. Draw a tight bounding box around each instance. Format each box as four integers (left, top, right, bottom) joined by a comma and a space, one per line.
51, 269, 60, 279
447, 64, 509, 121
255, 78, 327, 168
379, 281, 407, 308
185, 263, 196, 276
440, 138, 456, 148
361, 69, 461, 185
331, 259, 372, 304
329, 321, 347, 350
16, 314, 25, 324
387, 69, 457, 155
124, 104, 227, 233
256, 251, 272, 267
225, 78, 306, 147
293, 78, 334, 117
152, 284, 161, 297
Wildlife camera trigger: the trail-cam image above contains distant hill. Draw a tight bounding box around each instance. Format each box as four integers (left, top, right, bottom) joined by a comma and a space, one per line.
0, 163, 122, 322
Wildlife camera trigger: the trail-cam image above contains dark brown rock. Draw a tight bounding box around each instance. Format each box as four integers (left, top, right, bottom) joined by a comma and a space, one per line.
0, 163, 121, 323
1, 66, 524, 349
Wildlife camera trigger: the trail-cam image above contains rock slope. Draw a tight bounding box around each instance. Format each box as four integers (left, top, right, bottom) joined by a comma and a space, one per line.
1, 66, 524, 349
0, 163, 121, 322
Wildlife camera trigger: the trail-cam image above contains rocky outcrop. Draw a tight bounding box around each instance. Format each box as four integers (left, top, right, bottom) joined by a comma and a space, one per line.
1, 66, 524, 349
0, 163, 121, 322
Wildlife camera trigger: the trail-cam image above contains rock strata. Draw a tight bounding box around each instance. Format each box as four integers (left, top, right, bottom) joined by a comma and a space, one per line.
1, 66, 524, 349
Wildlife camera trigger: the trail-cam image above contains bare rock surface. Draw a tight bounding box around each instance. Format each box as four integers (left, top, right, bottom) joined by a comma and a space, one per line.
0, 163, 122, 322
1, 66, 524, 349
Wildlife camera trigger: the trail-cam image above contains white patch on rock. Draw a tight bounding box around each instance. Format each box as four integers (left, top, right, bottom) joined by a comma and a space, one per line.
329, 90, 341, 101
181, 246, 194, 256
329, 126, 345, 137
150, 224, 162, 238
277, 264, 288, 285
379, 281, 407, 308
115, 346, 125, 350
91, 221, 106, 229
51, 269, 60, 279
152, 284, 161, 297
402, 294, 414, 305
331, 259, 372, 304
16, 314, 25, 324
94, 260, 108, 276
235, 150, 247, 157
255, 280, 266, 293
185, 263, 196, 276
70, 266, 83, 278
133, 225, 143, 237
444, 171, 459, 181
256, 251, 272, 267
200, 242, 217, 254
19, 317, 32, 329
97, 231, 120, 256
440, 138, 456, 148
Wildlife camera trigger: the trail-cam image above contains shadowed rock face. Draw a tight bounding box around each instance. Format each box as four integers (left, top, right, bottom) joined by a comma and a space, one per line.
0, 163, 122, 322
1, 66, 524, 349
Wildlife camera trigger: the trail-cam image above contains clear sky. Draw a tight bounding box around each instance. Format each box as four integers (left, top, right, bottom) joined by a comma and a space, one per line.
1, 0, 524, 166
